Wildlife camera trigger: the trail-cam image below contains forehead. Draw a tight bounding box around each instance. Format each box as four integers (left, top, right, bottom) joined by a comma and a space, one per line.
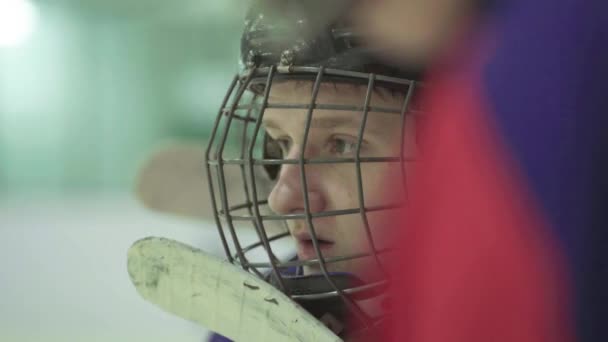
266, 80, 403, 106
262, 81, 404, 129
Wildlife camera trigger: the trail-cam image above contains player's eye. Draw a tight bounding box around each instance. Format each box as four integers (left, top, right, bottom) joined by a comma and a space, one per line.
274, 137, 292, 156
329, 136, 359, 155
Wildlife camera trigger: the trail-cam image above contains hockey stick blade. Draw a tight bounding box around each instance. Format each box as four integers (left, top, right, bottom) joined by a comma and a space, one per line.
127, 237, 341, 342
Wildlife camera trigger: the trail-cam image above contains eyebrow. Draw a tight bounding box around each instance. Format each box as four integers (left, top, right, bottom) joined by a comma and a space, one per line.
263, 116, 359, 131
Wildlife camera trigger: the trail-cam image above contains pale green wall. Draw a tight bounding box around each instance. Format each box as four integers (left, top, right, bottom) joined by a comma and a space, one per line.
0, 1, 242, 194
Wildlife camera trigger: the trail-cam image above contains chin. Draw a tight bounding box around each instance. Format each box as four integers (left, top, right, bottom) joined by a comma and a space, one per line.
302, 260, 355, 276
308, 258, 387, 283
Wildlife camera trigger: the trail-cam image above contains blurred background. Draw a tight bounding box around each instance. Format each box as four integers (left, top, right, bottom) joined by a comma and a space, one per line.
0, 0, 243, 340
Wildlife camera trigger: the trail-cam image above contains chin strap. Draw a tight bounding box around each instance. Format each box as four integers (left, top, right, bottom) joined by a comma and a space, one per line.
267, 271, 391, 339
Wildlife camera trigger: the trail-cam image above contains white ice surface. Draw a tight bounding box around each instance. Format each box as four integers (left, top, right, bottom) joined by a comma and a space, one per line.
0, 193, 229, 342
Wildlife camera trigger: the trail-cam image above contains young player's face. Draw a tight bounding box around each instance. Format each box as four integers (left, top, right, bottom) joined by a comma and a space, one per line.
264, 81, 410, 279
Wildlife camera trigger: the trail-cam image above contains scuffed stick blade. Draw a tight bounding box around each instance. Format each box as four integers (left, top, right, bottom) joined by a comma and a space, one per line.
127, 237, 341, 342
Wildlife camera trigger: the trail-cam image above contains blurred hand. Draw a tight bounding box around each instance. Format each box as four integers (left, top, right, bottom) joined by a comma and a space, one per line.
351, 0, 476, 66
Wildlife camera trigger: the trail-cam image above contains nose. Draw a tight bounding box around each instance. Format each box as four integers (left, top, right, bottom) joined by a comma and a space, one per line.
267, 144, 326, 215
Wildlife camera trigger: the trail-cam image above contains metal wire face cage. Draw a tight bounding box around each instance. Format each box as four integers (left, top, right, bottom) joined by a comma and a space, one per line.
205, 64, 419, 337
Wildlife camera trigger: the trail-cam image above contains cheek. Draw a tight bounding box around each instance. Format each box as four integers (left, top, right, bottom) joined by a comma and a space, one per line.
361, 162, 404, 206
320, 164, 359, 210
321, 162, 402, 222
331, 215, 367, 255
359, 163, 404, 249
366, 209, 399, 251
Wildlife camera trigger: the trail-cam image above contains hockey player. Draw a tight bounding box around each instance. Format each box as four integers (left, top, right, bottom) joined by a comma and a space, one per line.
204, 0, 420, 340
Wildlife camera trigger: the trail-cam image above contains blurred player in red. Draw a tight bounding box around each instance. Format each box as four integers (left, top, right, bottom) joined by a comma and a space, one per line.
352, 0, 608, 341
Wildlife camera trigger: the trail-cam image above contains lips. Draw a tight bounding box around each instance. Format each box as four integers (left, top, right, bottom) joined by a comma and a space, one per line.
293, 231, 335, 260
